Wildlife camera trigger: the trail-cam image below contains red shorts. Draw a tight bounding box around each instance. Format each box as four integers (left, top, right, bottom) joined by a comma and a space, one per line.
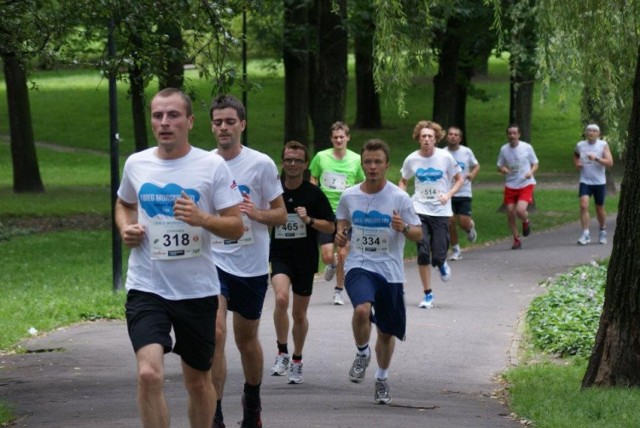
503, 184, 535, 205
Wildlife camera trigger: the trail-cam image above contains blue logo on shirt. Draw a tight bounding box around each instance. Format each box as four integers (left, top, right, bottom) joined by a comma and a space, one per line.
353, 210, 391, 229
416, 167, 443, 182
457, 161, 466, 170
239, 184, 250, 195
139, 183, 200, 217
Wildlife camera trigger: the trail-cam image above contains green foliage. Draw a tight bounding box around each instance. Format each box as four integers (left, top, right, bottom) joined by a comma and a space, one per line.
371, 0, 437, 116
536, 0, 638, 151
505, 361, 640, 427
526, 263, 606, 358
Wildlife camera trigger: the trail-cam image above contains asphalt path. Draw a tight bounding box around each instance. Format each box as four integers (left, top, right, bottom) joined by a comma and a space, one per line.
0, 216, 616, 427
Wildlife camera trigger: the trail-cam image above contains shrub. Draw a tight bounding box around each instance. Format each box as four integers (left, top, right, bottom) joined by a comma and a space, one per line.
526, 263, 606, 358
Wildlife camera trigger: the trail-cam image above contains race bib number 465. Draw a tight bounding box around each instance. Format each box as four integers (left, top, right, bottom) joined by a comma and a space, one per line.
274, 213, 307, 239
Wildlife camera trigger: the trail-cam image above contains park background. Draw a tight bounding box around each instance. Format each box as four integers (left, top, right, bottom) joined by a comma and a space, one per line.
2, 1, 638, 426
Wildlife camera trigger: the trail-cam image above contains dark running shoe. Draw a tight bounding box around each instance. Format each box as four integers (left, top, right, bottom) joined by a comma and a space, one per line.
212, 415, 226, 428
240, 395, 262, 428
522, 220, 531, 237
512, 238, 522, 250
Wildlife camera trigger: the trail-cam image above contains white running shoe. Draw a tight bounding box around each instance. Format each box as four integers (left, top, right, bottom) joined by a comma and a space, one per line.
333, 290, 345, 305
374, 379, 391, 404
449, 248, 462, 261
599, 230, 607, 245
418, 293, 434, 309
438, 262, 451, 282
577, 233, 591, 246
269, 353, 290, 376
324, 264, 336, 281
348, 353, 371, 383
467, 221, 477, 243
288, 360, 303, 384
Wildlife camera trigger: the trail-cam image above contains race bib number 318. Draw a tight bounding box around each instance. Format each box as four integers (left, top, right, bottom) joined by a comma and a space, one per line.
149, 220, 203, 260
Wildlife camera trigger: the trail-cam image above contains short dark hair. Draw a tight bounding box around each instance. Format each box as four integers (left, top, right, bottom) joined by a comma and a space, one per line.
447, 126, 463, 137
361, 139, 390, 162
506, 123, 520, 133
153, 88, 193, 116
209, 94, 246, 120
282, 140, 309, 162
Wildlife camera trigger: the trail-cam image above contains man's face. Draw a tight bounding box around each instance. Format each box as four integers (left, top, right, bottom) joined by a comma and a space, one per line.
150, 94, 194, 150
586, 128, 600, 142
361, 149, 388, 183
281, 148, 307, 179
211, 107, 246, 150
331, 129, 350, 149
506, 127, 520, 144
419, 127, 437, 152
446, 128, 462, 149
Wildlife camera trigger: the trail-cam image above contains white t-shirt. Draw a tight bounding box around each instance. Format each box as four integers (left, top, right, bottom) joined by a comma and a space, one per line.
496, 141, 538, 189
575, 139, 608, 185
118, 147, 242, 300
445, 145, 478, 198
336, 181, 420, 284
211, 146, 284, 277
400, 148, 462, 217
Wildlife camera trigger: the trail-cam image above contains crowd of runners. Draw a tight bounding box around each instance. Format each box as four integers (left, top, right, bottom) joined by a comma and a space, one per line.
115, 88, 613, 428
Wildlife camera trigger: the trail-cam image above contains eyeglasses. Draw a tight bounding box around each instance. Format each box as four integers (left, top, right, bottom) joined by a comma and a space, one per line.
282, 158, 305, 165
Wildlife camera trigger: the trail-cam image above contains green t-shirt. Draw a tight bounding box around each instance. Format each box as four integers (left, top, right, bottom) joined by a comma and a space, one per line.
309, 148, 365, 211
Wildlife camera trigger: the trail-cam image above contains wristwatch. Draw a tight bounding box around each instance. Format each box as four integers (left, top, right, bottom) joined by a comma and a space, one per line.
403, 224, 410, 234
308, 217, 315, 226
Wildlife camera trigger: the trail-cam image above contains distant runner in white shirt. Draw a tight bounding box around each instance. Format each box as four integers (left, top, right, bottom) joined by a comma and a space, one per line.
444, 126, 480, 261
399, 120, 463, 309
573, 123, 613, 245
496, 124, 539, 250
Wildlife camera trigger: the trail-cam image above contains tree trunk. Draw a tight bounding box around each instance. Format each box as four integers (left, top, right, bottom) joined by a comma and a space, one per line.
453, 64, 472, 146
283, 0, 310, 145
129, 31, 148, 152
2, 52, 44, 193
507, 0, 537, 143
432, 18, 462, 135
509, 77, 534, 143
582, 44, 640, 388
353, 1, 381, 130
309, 0, 348, 151
158, 21, 184, 90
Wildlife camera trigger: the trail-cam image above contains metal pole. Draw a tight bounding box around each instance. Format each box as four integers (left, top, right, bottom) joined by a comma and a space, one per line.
108, 18, 123, 292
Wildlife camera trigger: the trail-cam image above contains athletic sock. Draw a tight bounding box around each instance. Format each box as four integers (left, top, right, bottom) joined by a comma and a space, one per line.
375, 368, 389, 380
243, 383, 261, 407
277, 341, 288, 355
215, 399, 223, 420
356, 343, 370, 357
